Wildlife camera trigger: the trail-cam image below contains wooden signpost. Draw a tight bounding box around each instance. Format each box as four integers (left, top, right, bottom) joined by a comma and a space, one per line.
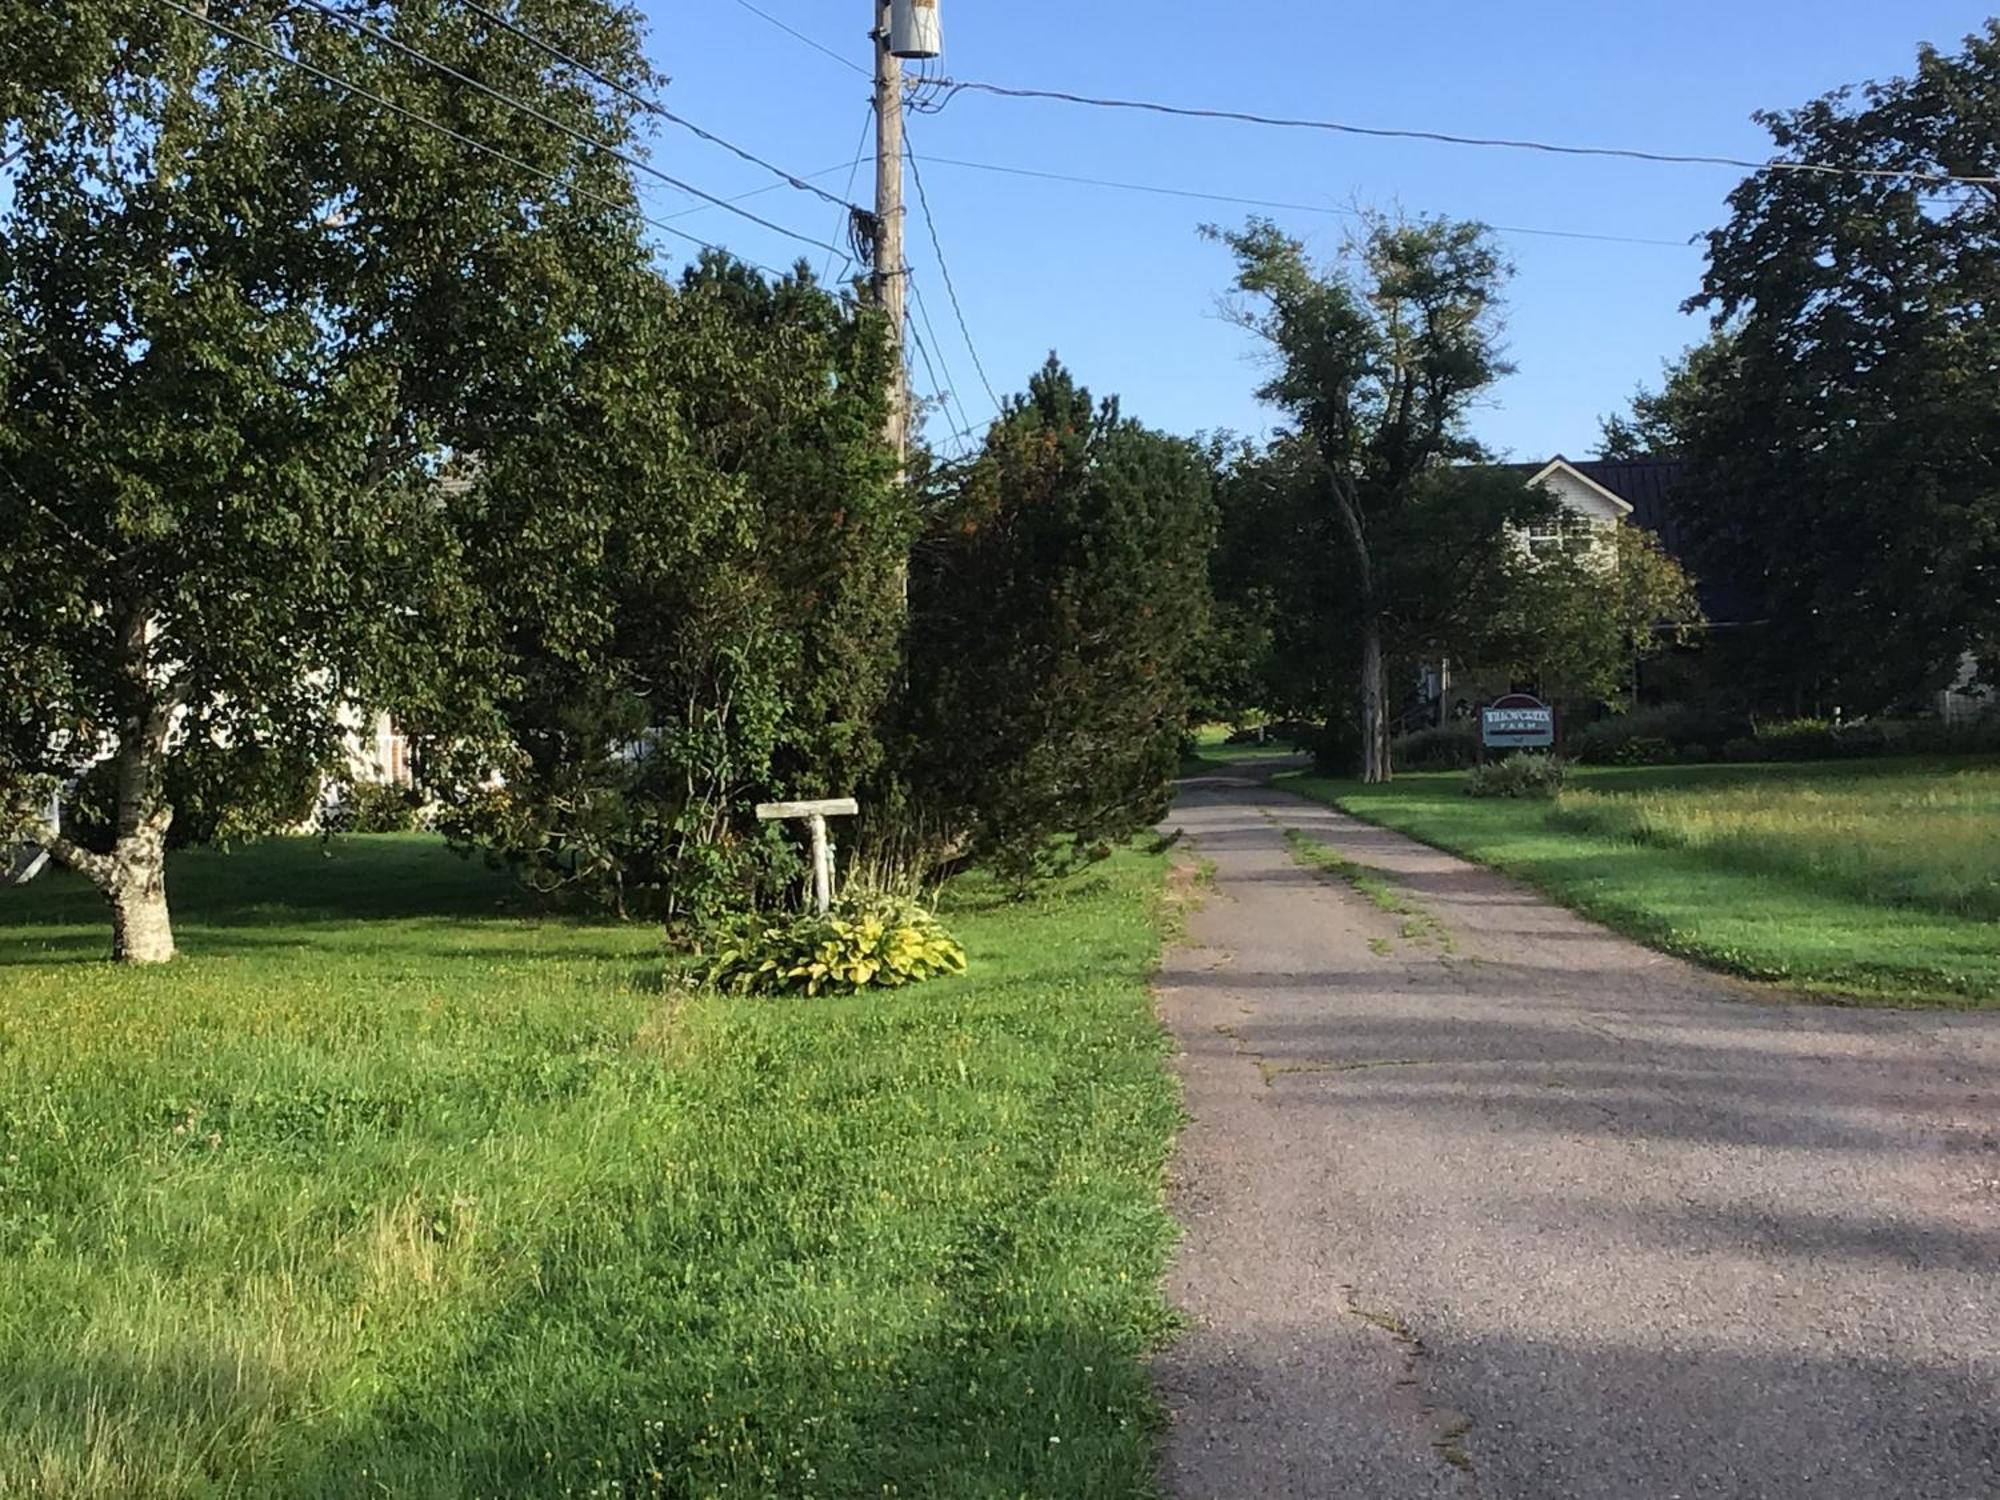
754, 798, 860, 915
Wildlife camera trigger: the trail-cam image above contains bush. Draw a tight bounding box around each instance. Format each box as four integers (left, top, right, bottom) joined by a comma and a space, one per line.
1465, 752, 1568, 799
1392, 721, 1479, 771
1567, 705, 1745, 765
322, 780, 425, 834
705, 896, 968, 997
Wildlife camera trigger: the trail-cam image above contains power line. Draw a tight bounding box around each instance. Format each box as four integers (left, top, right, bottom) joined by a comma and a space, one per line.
823, 105, 875, 281
655, 105, 860, 211
293, 0, 856, 255
916, 153, 1696, 250
904, 137, 1003, 414
449, 0, 857, 216
935, 78, 2000, 190
726, 0, 869, 78
661, 157, 866, 222
451, 0, 663, 119
907, 277, 979, 451
158, 0, 793, 277
902, 318, 962, 457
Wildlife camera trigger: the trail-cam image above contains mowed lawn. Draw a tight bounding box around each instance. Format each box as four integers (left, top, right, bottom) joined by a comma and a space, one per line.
0, 838, 1181, 1499
1287, 758, 2000, 1007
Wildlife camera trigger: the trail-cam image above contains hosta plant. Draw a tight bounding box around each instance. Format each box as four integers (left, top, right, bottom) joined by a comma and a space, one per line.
706, 897, 968, 997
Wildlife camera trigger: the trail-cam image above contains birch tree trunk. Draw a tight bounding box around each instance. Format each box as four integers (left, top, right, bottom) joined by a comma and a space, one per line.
42, 608, 182, 963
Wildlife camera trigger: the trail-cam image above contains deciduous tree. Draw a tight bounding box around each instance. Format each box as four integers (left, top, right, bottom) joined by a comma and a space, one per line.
0, 0, 660, 959
1652, 25, 2000, 710
1211, 216, 1514, 781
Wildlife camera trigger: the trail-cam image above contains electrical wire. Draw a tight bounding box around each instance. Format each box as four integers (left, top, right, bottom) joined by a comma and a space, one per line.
904, 136, 1002, 414
726, 0, 869, 78
655, 105, 861, 211
914, 153, 1696, 250
292, 0, 857, 254
908, 276, 979, 449
902, 317, 961, 457
823, 105, 875, 281
451, 0, 663, 118
158, 0, 794, 276
449, 0, 861, 218
934, 78, 2000, 190
661, 157, 866, 222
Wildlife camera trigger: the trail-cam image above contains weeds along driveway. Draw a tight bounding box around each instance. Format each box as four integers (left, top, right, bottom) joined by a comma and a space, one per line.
1153, 770, 2000, 1500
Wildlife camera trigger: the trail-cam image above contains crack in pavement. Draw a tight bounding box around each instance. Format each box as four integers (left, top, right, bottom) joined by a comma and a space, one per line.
1155, 773, 2000, 1500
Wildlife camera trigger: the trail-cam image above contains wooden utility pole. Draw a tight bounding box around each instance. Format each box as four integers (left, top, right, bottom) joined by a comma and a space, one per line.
872, 0, 908, 468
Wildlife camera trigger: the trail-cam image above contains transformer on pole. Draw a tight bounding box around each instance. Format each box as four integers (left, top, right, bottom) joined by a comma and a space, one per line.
889, 0, 941, 60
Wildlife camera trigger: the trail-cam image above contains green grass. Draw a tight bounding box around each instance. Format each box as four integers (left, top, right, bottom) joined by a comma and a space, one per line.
1277, 827, 1452, 953
1284, 758, 2000, 1008
0, 837, 1180, 1499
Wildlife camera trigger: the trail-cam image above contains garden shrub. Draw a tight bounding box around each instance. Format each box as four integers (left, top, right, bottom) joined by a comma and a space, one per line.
1392, 721, 1479, 771
705, 896, 968, 997
1566, 705, 1744, 765
324, 781, 426, 834
1465, 752, 1568, 799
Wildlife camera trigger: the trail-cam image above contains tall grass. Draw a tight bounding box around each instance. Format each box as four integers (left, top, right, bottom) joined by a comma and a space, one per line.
1554, 768, 2000, 920
1288, 759, 2000, 1006
0, 837, 1179, 1498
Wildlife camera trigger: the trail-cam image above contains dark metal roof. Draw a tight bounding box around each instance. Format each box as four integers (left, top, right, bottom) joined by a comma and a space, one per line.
1508, 455, 1755, 624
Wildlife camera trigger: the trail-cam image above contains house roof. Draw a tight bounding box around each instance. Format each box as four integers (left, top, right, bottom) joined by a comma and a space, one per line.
1507, 454, 1755, 624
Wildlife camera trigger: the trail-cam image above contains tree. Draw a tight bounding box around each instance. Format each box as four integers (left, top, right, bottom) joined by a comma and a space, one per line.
1660, 24, 2000, 711
1483, 525, 1703, 707
425, 256, 908, 929
902, 358, 1215, 886
0, 0, 661, 959
1210, 217, 1514, 780
1596, 334, 1733, 460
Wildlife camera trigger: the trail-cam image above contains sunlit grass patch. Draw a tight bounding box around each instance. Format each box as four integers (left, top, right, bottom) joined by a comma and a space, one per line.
0, 837, 1179, 1498
1287, 758, 2000, 1007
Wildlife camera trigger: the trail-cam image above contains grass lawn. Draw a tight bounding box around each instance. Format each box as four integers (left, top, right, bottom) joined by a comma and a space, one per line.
1285, 758, 2000, 1008
0, 837, 1180, 1499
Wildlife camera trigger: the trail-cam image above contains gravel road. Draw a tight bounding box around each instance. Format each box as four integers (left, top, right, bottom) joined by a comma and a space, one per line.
1153, 771, 2000, 1500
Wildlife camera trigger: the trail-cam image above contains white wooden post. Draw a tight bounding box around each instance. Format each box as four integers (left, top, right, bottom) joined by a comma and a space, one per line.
755, 799, 860, 916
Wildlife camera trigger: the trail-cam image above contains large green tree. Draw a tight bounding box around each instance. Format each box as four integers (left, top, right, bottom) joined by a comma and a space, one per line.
0, 0, 660, 959
903, 358, 1214, 885
1650, 24, 2000, 711
426, 256, 907, 929
1211, 217, 1515, 781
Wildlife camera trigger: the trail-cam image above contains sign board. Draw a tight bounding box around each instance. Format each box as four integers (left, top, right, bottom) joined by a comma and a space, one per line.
755, 799, 860, 915
1481, 694, 1556, 750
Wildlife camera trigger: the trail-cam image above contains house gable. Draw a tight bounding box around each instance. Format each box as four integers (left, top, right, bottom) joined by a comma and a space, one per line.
1526, 458, 1634, 524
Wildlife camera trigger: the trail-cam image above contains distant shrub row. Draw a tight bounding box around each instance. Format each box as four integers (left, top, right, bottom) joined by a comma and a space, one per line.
1390, 705, 2000, 772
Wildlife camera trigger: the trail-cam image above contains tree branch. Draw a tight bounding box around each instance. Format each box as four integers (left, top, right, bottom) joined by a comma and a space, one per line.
42, 831, 113, 889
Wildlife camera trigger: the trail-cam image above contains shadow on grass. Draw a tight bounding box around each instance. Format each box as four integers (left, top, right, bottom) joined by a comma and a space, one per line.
0, 836, 561, 965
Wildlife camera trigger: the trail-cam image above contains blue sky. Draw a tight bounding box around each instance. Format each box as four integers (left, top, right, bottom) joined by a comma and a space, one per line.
638, 1, 1991, 459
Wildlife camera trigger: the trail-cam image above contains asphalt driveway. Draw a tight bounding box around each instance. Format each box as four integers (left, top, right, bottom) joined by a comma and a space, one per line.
1154, 771, 2000, 1500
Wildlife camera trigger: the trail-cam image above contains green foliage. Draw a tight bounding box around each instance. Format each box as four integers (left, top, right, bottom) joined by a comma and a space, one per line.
322, 780, 425, 835
0, 0, 661, 947
1464, 752, 1568, 799
705, 895, 968, 996
1391, 721, 1480, 771
1292, 760, 2000, 1004
902, 358, 1215, 886
1482, 524, 1705, 709
1207, 215, 1517, 780
1568, 705, 1746, 765
1654, 25, 2000, 711
426, 259, 907, 929
0, 837, 1180, 1496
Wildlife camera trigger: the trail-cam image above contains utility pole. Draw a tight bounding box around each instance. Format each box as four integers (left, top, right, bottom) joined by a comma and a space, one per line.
872, 0, 908, 470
